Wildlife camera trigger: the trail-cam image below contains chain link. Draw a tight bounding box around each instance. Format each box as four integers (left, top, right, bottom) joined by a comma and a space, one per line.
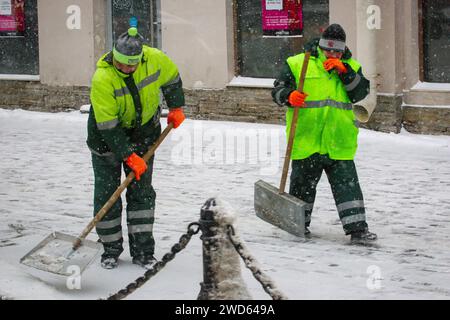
102, 220, 287, 300
105, 222, 201, 300
226, 225, 288, 300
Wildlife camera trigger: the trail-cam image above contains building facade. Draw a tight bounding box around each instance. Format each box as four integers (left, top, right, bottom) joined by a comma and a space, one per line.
0, 0, 449, 134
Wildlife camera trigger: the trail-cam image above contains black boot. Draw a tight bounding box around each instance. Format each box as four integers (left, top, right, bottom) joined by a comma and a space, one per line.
350, 229, 377, 245
101, 256, 119, 269
132, 255, 158, 270
305, 226, 311, 236
99, 241, 123, 269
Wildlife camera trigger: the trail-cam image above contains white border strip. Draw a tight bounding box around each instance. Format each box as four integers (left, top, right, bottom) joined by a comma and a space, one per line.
227, 76, 275, 89
411, 81, 450, 92
402, 103, 450, 109
0, 74, 40, 81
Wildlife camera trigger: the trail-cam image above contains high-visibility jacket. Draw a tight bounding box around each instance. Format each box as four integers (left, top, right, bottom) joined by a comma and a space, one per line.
285, 47, 364, 160
87, 45, 184, 160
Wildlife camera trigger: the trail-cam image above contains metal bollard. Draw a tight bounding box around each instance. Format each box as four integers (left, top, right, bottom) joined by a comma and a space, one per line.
197, 198, 220, 300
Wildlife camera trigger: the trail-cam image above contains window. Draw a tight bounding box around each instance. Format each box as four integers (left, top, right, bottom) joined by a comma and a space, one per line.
0, 0, 38, 75
110, 0, 160, 49
422, 0, 450, 83
236, 0, 329, 78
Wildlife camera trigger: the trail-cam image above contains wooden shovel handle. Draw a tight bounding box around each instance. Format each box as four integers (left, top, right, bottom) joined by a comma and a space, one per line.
72, 123, 174, 250
279, 52, 311, 194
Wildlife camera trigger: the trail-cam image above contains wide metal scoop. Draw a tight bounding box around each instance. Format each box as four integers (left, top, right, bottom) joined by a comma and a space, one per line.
20, 123, 174, 275
254, 53, 311, 237
20, 232, 102, 276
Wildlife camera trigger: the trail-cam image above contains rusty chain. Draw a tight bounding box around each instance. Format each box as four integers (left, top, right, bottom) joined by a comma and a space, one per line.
105, 222, 201, 300
226, 224, 288, 300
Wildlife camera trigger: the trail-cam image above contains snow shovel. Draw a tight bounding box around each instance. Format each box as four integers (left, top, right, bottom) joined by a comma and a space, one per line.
254, 52, 311, 237
20, 123, 174, 276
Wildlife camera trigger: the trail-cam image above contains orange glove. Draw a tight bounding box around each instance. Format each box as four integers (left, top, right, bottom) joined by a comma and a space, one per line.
167, 107, 185, 128
288, 90, 308, 107
125, 152, 147, 181
323, 58, 347, 74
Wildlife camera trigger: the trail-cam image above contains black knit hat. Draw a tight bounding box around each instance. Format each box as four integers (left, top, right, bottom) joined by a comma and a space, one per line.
319, 24, 346, 52
113, 27, 144, 65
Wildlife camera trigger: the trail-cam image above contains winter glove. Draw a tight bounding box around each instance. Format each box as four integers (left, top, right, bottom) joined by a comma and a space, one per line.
323, 58, 347, 74
288, 90, 308, 107
125, 152, 148, 181
167, 107, 185, 129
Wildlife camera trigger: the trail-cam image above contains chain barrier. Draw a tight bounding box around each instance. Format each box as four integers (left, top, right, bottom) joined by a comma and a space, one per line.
226, 225, 288, 300
102, 217, 287, 300
105, 222, 201, 300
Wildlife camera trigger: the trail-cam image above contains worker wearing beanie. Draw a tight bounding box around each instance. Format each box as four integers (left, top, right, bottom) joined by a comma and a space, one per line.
272, 23, 377, 244
87, 24, 186, 269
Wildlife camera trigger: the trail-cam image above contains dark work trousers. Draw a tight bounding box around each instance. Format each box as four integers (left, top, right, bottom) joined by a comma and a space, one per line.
92, 152, 156, 260
289, 153, 368, 234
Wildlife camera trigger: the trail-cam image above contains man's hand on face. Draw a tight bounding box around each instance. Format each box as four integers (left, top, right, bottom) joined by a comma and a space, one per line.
323, 57, 347, 74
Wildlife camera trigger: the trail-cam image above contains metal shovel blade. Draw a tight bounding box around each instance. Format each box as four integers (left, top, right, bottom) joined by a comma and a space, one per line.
20, 232, 102, 276
254, 180, 306, 237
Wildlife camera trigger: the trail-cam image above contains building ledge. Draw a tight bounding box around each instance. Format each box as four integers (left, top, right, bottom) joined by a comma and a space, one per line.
227, 76, 274, 89
410, 81, 450, 92
0, 74, 40, 81
402, 103, 450, 109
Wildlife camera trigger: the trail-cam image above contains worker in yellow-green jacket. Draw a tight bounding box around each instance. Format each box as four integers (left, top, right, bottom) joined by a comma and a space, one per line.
87, 23, 186, 269
272, 24, 377, 244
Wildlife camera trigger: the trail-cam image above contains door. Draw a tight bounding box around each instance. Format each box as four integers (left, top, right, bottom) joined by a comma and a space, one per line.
107, 0, 161, 50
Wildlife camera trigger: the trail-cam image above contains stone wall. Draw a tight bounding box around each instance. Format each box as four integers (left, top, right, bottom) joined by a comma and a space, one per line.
358, 95, 403, 134
184, 87, 285, 125
0, 80, 90, 112
1, 80, 449, 135
403, 106, 450, 135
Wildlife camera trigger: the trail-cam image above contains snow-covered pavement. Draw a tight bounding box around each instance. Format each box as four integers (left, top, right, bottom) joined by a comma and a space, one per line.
0, 108, 449, 300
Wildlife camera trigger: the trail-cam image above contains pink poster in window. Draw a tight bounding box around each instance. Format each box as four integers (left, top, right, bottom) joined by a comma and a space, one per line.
262, 0, 303, 37
0, 0, 25, 37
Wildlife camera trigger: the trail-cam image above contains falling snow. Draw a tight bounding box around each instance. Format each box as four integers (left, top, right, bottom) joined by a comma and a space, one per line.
0, 108, 450, 300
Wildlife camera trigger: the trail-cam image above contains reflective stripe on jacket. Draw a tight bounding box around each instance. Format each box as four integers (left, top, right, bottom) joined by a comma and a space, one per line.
286, 48, 362, 160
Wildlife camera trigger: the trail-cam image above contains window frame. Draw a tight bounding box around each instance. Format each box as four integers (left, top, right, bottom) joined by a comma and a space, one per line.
232, 0, 329, 80
0, 0, 39, 78
418, 0, 450, 83
418, 0, 425, 82
106, 0, 161, 51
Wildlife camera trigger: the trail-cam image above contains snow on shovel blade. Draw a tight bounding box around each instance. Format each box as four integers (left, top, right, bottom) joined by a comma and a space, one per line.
254, 180, 307, 237
20, 232, 102, 276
